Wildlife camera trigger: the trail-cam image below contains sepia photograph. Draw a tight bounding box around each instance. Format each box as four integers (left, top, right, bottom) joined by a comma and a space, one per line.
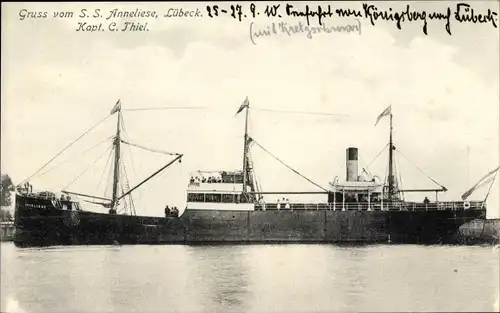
1, 1, 499, 312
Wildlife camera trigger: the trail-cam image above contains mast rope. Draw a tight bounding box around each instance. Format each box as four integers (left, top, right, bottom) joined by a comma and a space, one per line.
250, 138, 328, 192
95, 146, 114, 196
119, 114, 138, 181
366, 143, 390, 169
123, 106, 208, 112
483, 172, 497, 202
103, 146, 115, 199
395, 149, 446, 189
119, 184, 127, 214
358, 155, 372, 177
62, 146, 113, 191
118, 113, 139, 209
252, 107, 350, 117
396, 157, 405, 200
122, 106, 350, 118
36, 136, 114, 179
383, 164, 389, 186
120, 155, 136, 215
17, 115, 111, 187
121, 140, 181, 156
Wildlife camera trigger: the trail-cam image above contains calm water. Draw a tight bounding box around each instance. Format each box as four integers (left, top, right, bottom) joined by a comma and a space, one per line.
1, 242, 499, 313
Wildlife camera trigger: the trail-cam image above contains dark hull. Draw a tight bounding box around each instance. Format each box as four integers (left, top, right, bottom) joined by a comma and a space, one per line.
14, 195, 487, 247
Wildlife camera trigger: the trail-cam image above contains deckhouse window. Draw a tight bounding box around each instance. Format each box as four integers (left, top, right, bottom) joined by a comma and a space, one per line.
222, 175, 235, 183
235, 174, 243, 184
188, 193, 204, 202
205, 193, 222, 203
222, 194, 235, 203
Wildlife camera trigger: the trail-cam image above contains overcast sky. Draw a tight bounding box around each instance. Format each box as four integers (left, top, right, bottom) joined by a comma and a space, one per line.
1, 1, 499, 217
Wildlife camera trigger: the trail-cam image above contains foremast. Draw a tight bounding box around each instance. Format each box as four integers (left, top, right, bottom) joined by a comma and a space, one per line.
110, 105, 121, 213
106, 99, 184, 214
16, 98, 184, 215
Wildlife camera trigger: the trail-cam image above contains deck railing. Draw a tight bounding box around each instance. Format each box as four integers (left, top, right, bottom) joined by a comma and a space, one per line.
255, 201, 485, 211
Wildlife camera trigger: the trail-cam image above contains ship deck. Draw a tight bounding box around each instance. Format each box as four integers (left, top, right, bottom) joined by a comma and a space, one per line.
253, 201, 484, 212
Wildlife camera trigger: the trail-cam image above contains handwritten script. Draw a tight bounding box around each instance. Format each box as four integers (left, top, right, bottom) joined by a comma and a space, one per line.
206, 2, 497, 35
16, 2, 498, 36
249, 20, 362, 45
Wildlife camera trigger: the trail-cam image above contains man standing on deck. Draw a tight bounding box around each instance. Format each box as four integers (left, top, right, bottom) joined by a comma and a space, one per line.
423, 197, 430, 205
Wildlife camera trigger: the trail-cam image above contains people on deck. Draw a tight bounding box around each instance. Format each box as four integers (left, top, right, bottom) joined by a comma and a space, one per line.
164, 205, 179, 217
171, 207, 179, 217
423, 197, 430, 205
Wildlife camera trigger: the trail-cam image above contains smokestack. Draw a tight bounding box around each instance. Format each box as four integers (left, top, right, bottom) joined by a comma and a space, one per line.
346, 147, 358, 181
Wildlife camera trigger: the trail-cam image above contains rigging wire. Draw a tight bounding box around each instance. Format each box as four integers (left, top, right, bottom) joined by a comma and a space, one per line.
483, 171, 498, 202
36, 135, 114, 179
366, 143, 390, 169
120, 155, 136, 215
122, 140, 181, 156
358, 155, 372, 177
127, 158, 177, 204
250, 137, 328, 192
119, 113, 140, 207
119, 113, 138, 183
395, 156, 405, 200
251, 107, 350, 117
383, 162, 389, 187
95, 146, 114, 196
119, 183, 130, 215
62, 145, 113, 191
121, 105, 350, 118
17, 114, 111, 187
395, 149, 445, 188
103, 147, 115, 199
123, 106, 208, 112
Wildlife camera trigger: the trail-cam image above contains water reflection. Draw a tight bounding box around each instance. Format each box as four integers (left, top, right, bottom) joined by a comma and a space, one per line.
187, 245, 250, 312
1, 243, 498, 313
337, 247, 369, 311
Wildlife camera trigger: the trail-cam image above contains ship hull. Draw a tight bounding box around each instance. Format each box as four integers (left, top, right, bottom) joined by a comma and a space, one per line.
13, 194, 185, 247
14, 195, 487, 247
456, 218, 500, 245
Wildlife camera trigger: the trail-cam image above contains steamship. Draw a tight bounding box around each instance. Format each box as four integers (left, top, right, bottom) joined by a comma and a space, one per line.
13, 98, 492, 247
